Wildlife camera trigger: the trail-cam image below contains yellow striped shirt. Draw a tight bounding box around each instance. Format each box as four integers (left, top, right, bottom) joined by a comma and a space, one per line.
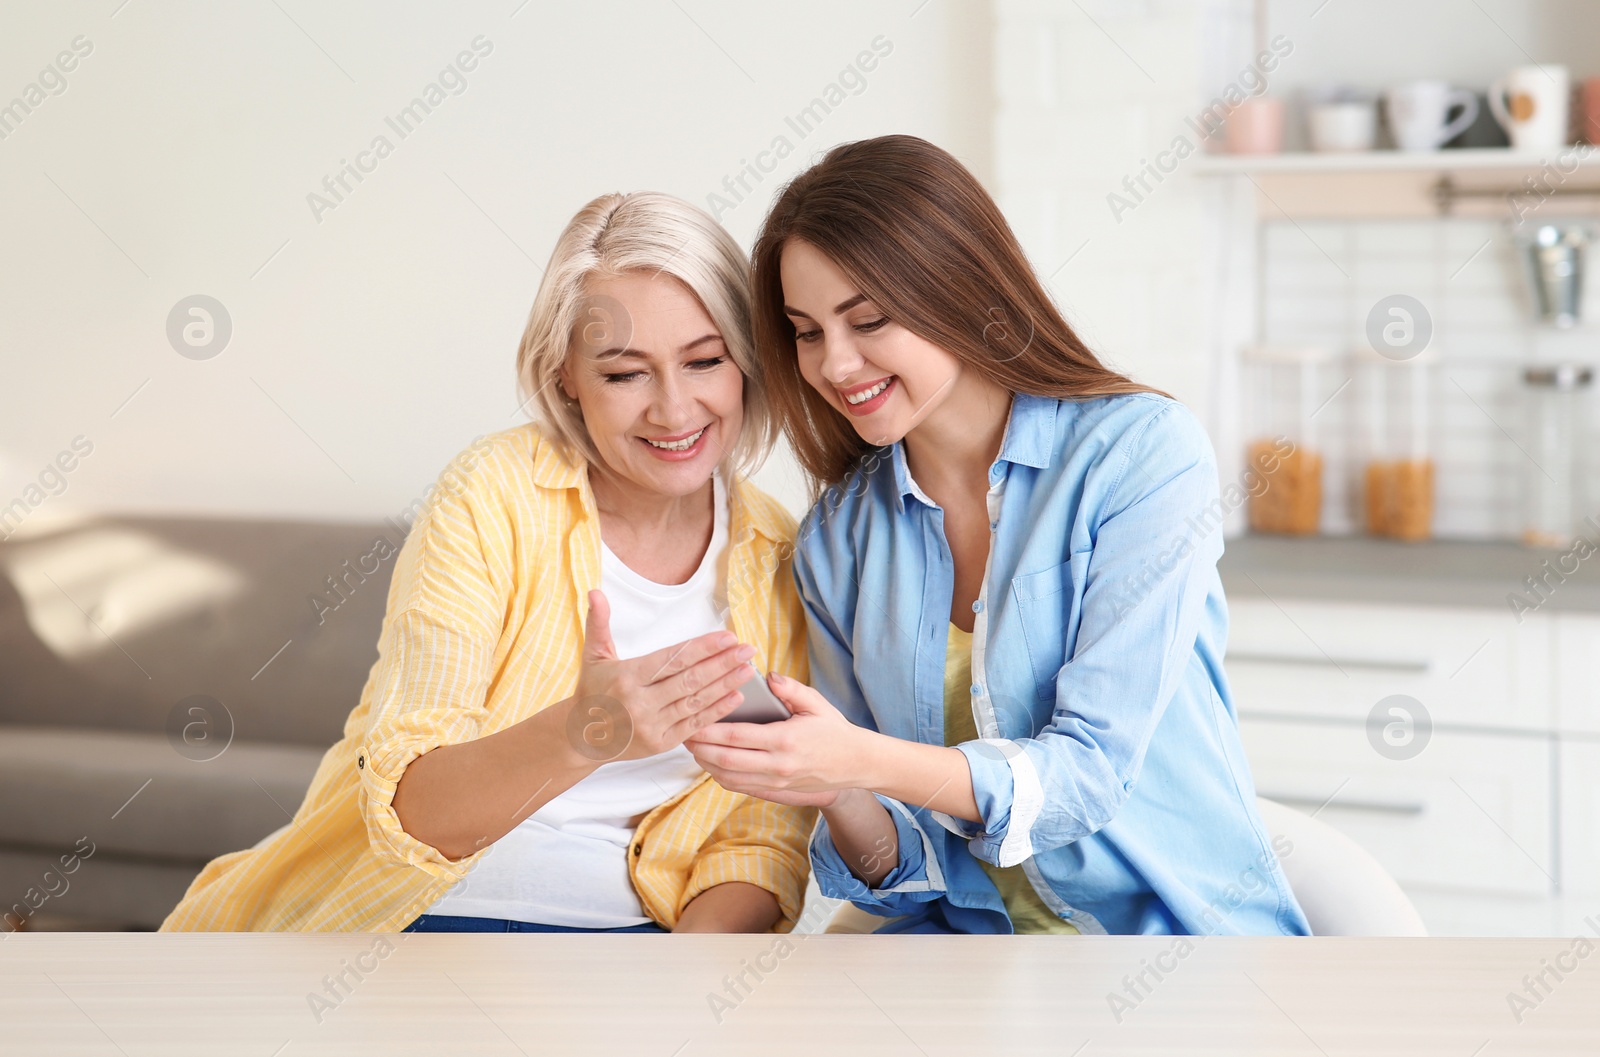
161, 423, 815, 932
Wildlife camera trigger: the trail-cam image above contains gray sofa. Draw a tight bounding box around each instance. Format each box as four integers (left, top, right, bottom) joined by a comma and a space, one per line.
0, 514, 398, 929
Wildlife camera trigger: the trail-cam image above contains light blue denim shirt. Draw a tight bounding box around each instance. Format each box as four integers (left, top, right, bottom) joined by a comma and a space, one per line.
797, 392, 1310, 935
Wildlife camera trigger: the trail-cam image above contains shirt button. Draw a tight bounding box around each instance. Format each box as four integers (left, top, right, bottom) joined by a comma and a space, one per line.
972, 600, 984, 614
1062, 909, 1074, 918
970, 683, 982, 696
989, 520, 999, 532
633, 842, 642, 856
357, 754, 364, 769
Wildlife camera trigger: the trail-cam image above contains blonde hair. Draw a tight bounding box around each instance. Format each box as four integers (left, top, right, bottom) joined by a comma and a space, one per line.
515, 191, 774, 475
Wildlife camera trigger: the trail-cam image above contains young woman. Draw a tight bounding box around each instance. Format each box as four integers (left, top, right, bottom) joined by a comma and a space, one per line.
686, 136, 1310, 936
162, 192, 814, 933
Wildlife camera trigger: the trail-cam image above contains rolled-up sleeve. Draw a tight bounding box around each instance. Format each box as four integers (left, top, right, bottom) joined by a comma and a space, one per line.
808, 794, 947, 914
682, 795, 817, 932
952, 404, 1225, 867
359, 609, 498, 878
358, 477, 509, 879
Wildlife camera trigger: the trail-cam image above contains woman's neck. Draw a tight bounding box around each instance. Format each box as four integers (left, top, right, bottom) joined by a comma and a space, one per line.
588, 466, 714, 539
587, 465, 718, 587
902, 373, 1013, 499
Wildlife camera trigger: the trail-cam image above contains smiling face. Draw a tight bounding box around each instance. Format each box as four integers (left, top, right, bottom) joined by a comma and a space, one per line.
559, 270, 743, 500
779, 239, 964, 448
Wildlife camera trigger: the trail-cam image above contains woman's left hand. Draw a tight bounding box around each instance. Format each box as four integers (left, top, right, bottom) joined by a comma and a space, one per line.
684, 673, 867, 809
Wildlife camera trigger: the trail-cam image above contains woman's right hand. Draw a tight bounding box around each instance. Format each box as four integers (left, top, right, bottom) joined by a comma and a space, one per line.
569, 589, 755, 762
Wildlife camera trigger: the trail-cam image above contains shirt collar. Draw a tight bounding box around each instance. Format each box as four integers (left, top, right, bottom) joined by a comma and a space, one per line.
996, 393, 1060, 471
889, 442, 926, 513
530, 432, 586, 490
727, 476, 792, 548
890, 393, 1060, 510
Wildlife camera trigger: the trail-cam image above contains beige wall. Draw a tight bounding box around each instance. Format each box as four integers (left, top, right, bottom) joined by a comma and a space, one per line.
0, 1, 993, 525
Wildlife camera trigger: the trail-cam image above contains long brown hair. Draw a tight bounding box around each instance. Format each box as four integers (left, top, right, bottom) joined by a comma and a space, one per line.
751, 134, 1160, 492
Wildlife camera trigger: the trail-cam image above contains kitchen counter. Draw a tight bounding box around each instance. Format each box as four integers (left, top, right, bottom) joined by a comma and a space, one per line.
1219, 534, 1600, 613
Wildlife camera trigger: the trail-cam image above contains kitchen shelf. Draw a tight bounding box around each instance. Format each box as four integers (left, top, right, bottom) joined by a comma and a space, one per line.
1191, 147, 1598, 176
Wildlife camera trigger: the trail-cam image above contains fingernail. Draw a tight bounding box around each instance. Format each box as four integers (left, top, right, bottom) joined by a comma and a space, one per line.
715, 631, 737, 648
737, 644, 756, 661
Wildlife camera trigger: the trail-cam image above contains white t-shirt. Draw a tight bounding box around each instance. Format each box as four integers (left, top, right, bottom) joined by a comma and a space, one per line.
424, 475, 730, 927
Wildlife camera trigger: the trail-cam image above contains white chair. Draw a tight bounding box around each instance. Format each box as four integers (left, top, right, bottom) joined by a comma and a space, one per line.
821, 796, 1427, 936
1255, 796, 1427, 936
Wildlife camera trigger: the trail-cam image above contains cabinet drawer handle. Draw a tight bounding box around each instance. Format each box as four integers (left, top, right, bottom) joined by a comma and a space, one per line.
1260, 793, 1427, 816
1229, 652, 1432, 675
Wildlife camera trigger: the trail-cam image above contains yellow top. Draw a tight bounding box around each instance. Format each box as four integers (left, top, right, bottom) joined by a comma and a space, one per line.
161, 423, 815, 932
944, 621, 1078, 935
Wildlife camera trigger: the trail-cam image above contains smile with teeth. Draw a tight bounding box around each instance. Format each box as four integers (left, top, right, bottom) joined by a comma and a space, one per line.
643, 427, 706, 451
844, 378, 893, 405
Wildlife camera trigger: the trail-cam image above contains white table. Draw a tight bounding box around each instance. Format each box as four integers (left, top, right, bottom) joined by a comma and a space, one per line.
3, 934, 1596, 1055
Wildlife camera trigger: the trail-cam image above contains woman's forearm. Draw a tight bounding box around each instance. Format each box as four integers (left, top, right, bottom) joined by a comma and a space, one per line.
852, 730, 981, 825
819, 787, 900, 887
673, 881, 781, 933
391, 697, 598, 861
822, 738, 979, 889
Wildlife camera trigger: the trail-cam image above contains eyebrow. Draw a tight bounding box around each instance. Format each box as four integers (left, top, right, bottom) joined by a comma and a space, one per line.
782, 293, 868, 320
593, 333, 724, 360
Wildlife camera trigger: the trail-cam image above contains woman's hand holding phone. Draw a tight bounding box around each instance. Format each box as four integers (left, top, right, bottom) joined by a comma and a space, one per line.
573, 590, 757, 761
684, 673, 865, 808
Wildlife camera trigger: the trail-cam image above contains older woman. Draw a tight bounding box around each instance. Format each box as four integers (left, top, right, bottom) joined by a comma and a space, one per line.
161, 192, 814, 933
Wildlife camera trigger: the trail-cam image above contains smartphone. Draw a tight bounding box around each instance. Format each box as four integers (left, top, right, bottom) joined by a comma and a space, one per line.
720, 665, 793, 724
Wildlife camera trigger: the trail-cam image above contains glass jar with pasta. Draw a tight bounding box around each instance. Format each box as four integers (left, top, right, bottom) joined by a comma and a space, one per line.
1242, 345, 1333, 536
1356, 344, 1435, 541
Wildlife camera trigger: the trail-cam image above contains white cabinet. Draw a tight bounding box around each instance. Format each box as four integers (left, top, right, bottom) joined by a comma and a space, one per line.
1227, 597, 1553, 731
1239, 718, 1554, 898
1410, 890, 1560, 938
1225, 595, 1589, 935
1560, 740, 1600, 898
1554, 614, 1600, 735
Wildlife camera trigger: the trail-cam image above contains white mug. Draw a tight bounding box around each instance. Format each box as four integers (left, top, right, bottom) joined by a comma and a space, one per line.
1385, 80, 1479, 151
1309, 101, 1377, 152
1489, 64, 1571, 151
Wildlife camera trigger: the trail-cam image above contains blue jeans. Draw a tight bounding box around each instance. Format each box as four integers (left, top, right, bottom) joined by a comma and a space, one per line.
403, 913, 668, 933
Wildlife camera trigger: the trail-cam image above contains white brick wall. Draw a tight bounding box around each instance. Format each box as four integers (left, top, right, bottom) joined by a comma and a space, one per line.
1259, 217, 1600, 540
995, 0, 1600, 542
995, 0, 1257, 522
